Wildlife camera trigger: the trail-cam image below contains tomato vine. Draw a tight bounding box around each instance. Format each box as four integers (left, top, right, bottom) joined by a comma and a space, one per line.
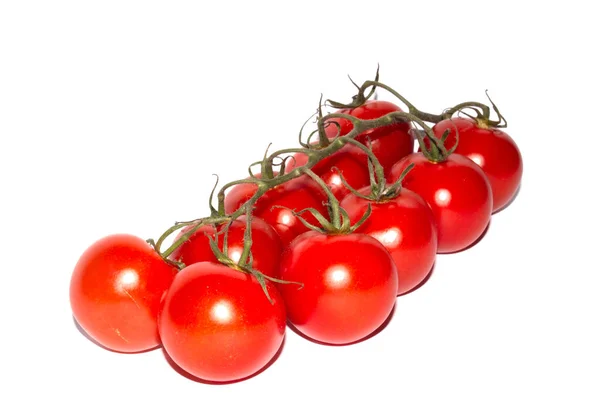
148, 70, 504, 300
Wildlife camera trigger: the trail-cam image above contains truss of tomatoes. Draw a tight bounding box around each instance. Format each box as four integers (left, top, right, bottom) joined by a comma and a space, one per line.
70, 98, 523, 384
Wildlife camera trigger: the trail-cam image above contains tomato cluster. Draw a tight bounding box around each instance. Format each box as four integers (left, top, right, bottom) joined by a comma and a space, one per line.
69, 76, 522, 384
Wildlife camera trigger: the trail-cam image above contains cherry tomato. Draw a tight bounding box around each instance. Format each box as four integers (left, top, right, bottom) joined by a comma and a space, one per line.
340, 187, 437, 295
159, 262, 286, 382
70, 234, 177, 353
390, 153, 492, 253
431, 118, 523, 212
224, 176, 327, 246
278, 232, 397, 345
285, 146, 370, 200
169, 216, 282, 277
325, 100, 413, 174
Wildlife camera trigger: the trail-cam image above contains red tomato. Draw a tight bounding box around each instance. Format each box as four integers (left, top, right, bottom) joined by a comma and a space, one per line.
70, 234, 177, 353
284, 146, 370, 200
431, 118, 523, 212
169, 216, 282, 277
390, 153, 492, 253
325, 100, 413, 174
159, 262, 286, 382
340, 187, 437, 295
278, 232, 397, 345
224, 176, 328, 246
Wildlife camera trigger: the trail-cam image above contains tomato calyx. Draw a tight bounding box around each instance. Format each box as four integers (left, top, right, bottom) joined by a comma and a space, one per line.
206, 204, 305, 303
415, 118, 460, 163
274, 167, 373, 235
274, 203, 372, 236
446, 90, 508, 130
417, 93, 507, 164
378, 163, 415, 200
206, 234, 302, 304
327, 135, 415, 202
335, 161, 415, 203
480, 90, 508, 128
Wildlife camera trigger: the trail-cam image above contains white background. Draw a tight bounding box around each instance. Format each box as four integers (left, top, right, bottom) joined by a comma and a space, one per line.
1, 1, 599, 399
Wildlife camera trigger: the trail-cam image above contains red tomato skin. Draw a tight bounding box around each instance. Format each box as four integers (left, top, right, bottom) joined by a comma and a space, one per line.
390, 153, 492, 254
340, 188, 437, 295
431, 118, 523, 212
70, 234, 177, 353
285, 146, 370, 200
325, 100, 413, 174
278, 232, 397, 345
224, 176, 327, 246
169, 216, 282, 277
159, 262, 286, 382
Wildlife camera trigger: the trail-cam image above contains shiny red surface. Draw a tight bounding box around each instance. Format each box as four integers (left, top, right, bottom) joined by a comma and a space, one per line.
285, 146, 370, 200
278, 232, 397, 345
431, 118, 523, 212
390, 153, 492, 253
159, 262, 286, 382
70, 234, 177, 352
325, 100, 414, 174
224, 176, 327, 246
169, 216, 282, 277
341, 187, 437, 295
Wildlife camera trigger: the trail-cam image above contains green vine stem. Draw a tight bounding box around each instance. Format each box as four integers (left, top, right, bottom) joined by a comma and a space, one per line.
213, 110, 426, 217
150, 76, 495, 300
315, 95, 332, 148
327, 79, 509, 128
339, 137, 386, 195
155, 110, 445, 262
302, 168, 342, 229
238, 202, 254, 269
154, 215, 231, 260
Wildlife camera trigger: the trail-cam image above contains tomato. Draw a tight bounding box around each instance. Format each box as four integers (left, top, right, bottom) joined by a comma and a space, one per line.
224, 176, 328, 246
278, 232, 397, 345
325, 100, 413, 174
169, 216, 282, 277
431, 118, 523, 212
340, 187, 437, 295
390, 153, 492, 253
285, 146, 370, 200
70, 234, 177, 353
159, 262, 286, 382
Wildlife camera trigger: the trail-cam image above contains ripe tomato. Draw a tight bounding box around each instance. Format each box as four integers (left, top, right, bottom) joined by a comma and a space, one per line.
390, 153, 492, 253
285, 146, 370, 200
278, 232, 397, 345
159, 262, 286, 382
70, 234, 177, 353
340, 187, 437, 295
224, 176, 328, 246
169, 216, 282, 277
431, 118, 523, 212
325, 100, 413, 174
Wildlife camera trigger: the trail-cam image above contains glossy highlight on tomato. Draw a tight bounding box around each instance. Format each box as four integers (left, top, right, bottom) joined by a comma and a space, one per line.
70, 234, 177, 353
169, 215, 282, 277
341, 187, 437, 295
278, 232, 397, 345
431, 118, 523, 212
224, 176, 327, 246
285, 146, 370, 200
390, 153, 492, 254
159, 262, 286, 383
325, 100, 413, 174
